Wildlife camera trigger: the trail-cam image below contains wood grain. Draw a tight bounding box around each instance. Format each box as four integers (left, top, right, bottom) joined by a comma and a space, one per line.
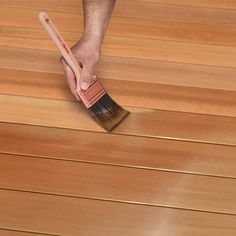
1, 189, 236, 236
1, 122, 236, 178
2, 24, 236, 67
1, 47, 236, 92
1, 0, 236, 235
1, 2, 236, 24
1, 67, 236, 117
1, 153, 236, 214
0, 94, 236, 145
152, 0, 236, 10
2, 11, 236, 46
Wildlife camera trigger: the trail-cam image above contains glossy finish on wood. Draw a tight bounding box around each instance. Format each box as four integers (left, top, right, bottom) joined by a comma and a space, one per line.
1, 122, 236, 177
1, 0, 236, 235
1, 153, 236, 214
1, 189, 236, 236
1, 68, 236, 117
0, 94, 236, 145
1, 8, 236, 67
2, 47, 236, 92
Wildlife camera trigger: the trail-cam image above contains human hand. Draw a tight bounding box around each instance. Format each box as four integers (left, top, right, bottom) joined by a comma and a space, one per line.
60, 35, 101, 101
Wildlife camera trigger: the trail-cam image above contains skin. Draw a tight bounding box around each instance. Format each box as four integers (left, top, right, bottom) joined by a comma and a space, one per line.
60, 0, 116, 100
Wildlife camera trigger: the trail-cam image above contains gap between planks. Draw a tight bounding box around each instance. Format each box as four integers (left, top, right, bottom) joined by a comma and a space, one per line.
0, 186, 236, 217
1, 188, 236, 236
1, 152, 236, 215
0, 93, 236, 145
1, 1, 236, 22
1, 122, 236, 178
2, 21, 236, 48
1, 67, 236, 117
1, 23, 236, 67
0, 228, 60, 236
1, 47, 236, 92
1, 151, 236, 180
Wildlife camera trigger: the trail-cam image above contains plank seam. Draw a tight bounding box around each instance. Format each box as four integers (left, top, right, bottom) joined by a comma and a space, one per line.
1, 120, 236, 147
1, 4, 236, 21
2, 67, 236, 92
1, 91, 236, 119
1, 151, 236, 180
2, 24, 236, 48
0, 227, 61, 236
1, 92, 236, 120
1, 187, 236, 217
2, 45, 236, 70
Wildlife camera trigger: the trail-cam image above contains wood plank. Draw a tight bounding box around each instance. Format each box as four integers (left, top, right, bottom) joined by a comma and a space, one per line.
1, 2, 236, 24
1, 1, 236, 235
1, 189, 236, 236
1, 47, 236, 92
0, 94, 236, 145
2, 26, 236, 67
1, 67, 236, 117
2, 16, 236, 48
0, 9, 159, 41
1, 122, 236, 178
152, 0, 236, 10
0, 229, 53, 236
1, 153, 236, 214
1, 3, 236, 46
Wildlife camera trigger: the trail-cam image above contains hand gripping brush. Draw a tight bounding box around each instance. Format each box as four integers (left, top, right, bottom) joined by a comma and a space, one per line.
38, 12, 129, 131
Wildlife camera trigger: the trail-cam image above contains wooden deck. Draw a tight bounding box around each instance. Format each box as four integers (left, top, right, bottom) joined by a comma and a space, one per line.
0, 0, 236, 235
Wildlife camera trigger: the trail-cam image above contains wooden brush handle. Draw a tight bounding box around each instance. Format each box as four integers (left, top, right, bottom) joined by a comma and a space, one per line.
38, 12, 82, 91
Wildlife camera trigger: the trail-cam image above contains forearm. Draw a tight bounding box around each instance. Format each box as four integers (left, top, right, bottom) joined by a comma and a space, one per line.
82, 0, 116, 45
61, 0, 116, 90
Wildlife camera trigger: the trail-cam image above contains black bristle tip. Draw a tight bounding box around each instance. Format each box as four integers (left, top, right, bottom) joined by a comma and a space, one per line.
88, 93, 129, 131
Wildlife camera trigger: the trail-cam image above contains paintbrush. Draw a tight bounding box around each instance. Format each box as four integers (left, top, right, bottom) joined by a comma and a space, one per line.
38, 12, 129, 131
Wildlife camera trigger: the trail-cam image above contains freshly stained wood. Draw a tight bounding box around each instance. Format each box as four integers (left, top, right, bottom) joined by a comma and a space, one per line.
1, 122, 236, 178
2, 47, 236, 92
1, 68, 236, 117
0, 94, 236, 145
1, 153, 236, 214
1, 189, 236, 236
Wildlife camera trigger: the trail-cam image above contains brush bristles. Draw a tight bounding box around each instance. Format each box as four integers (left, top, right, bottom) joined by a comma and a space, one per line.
88, 93, 129, 131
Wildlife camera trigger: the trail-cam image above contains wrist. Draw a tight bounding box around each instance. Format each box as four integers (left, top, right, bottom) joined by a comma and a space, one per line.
71, 35, 101, 67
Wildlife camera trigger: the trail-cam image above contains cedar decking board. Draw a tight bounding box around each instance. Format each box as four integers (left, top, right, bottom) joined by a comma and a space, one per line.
1, 2, 236, 24
1, 153, 236, 214
1, 8, 236, 67
143, 0, 236, 10
1, 66, 236, 117
1, 189, 236, 236
2, 47, 236, 91
1, 122, 236, 177
0, 94, 236, 145
1, 0, 236, 235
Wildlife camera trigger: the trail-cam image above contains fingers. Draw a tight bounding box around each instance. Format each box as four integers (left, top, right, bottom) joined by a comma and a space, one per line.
60, 40, 98, 94
60, 57, 81, 101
